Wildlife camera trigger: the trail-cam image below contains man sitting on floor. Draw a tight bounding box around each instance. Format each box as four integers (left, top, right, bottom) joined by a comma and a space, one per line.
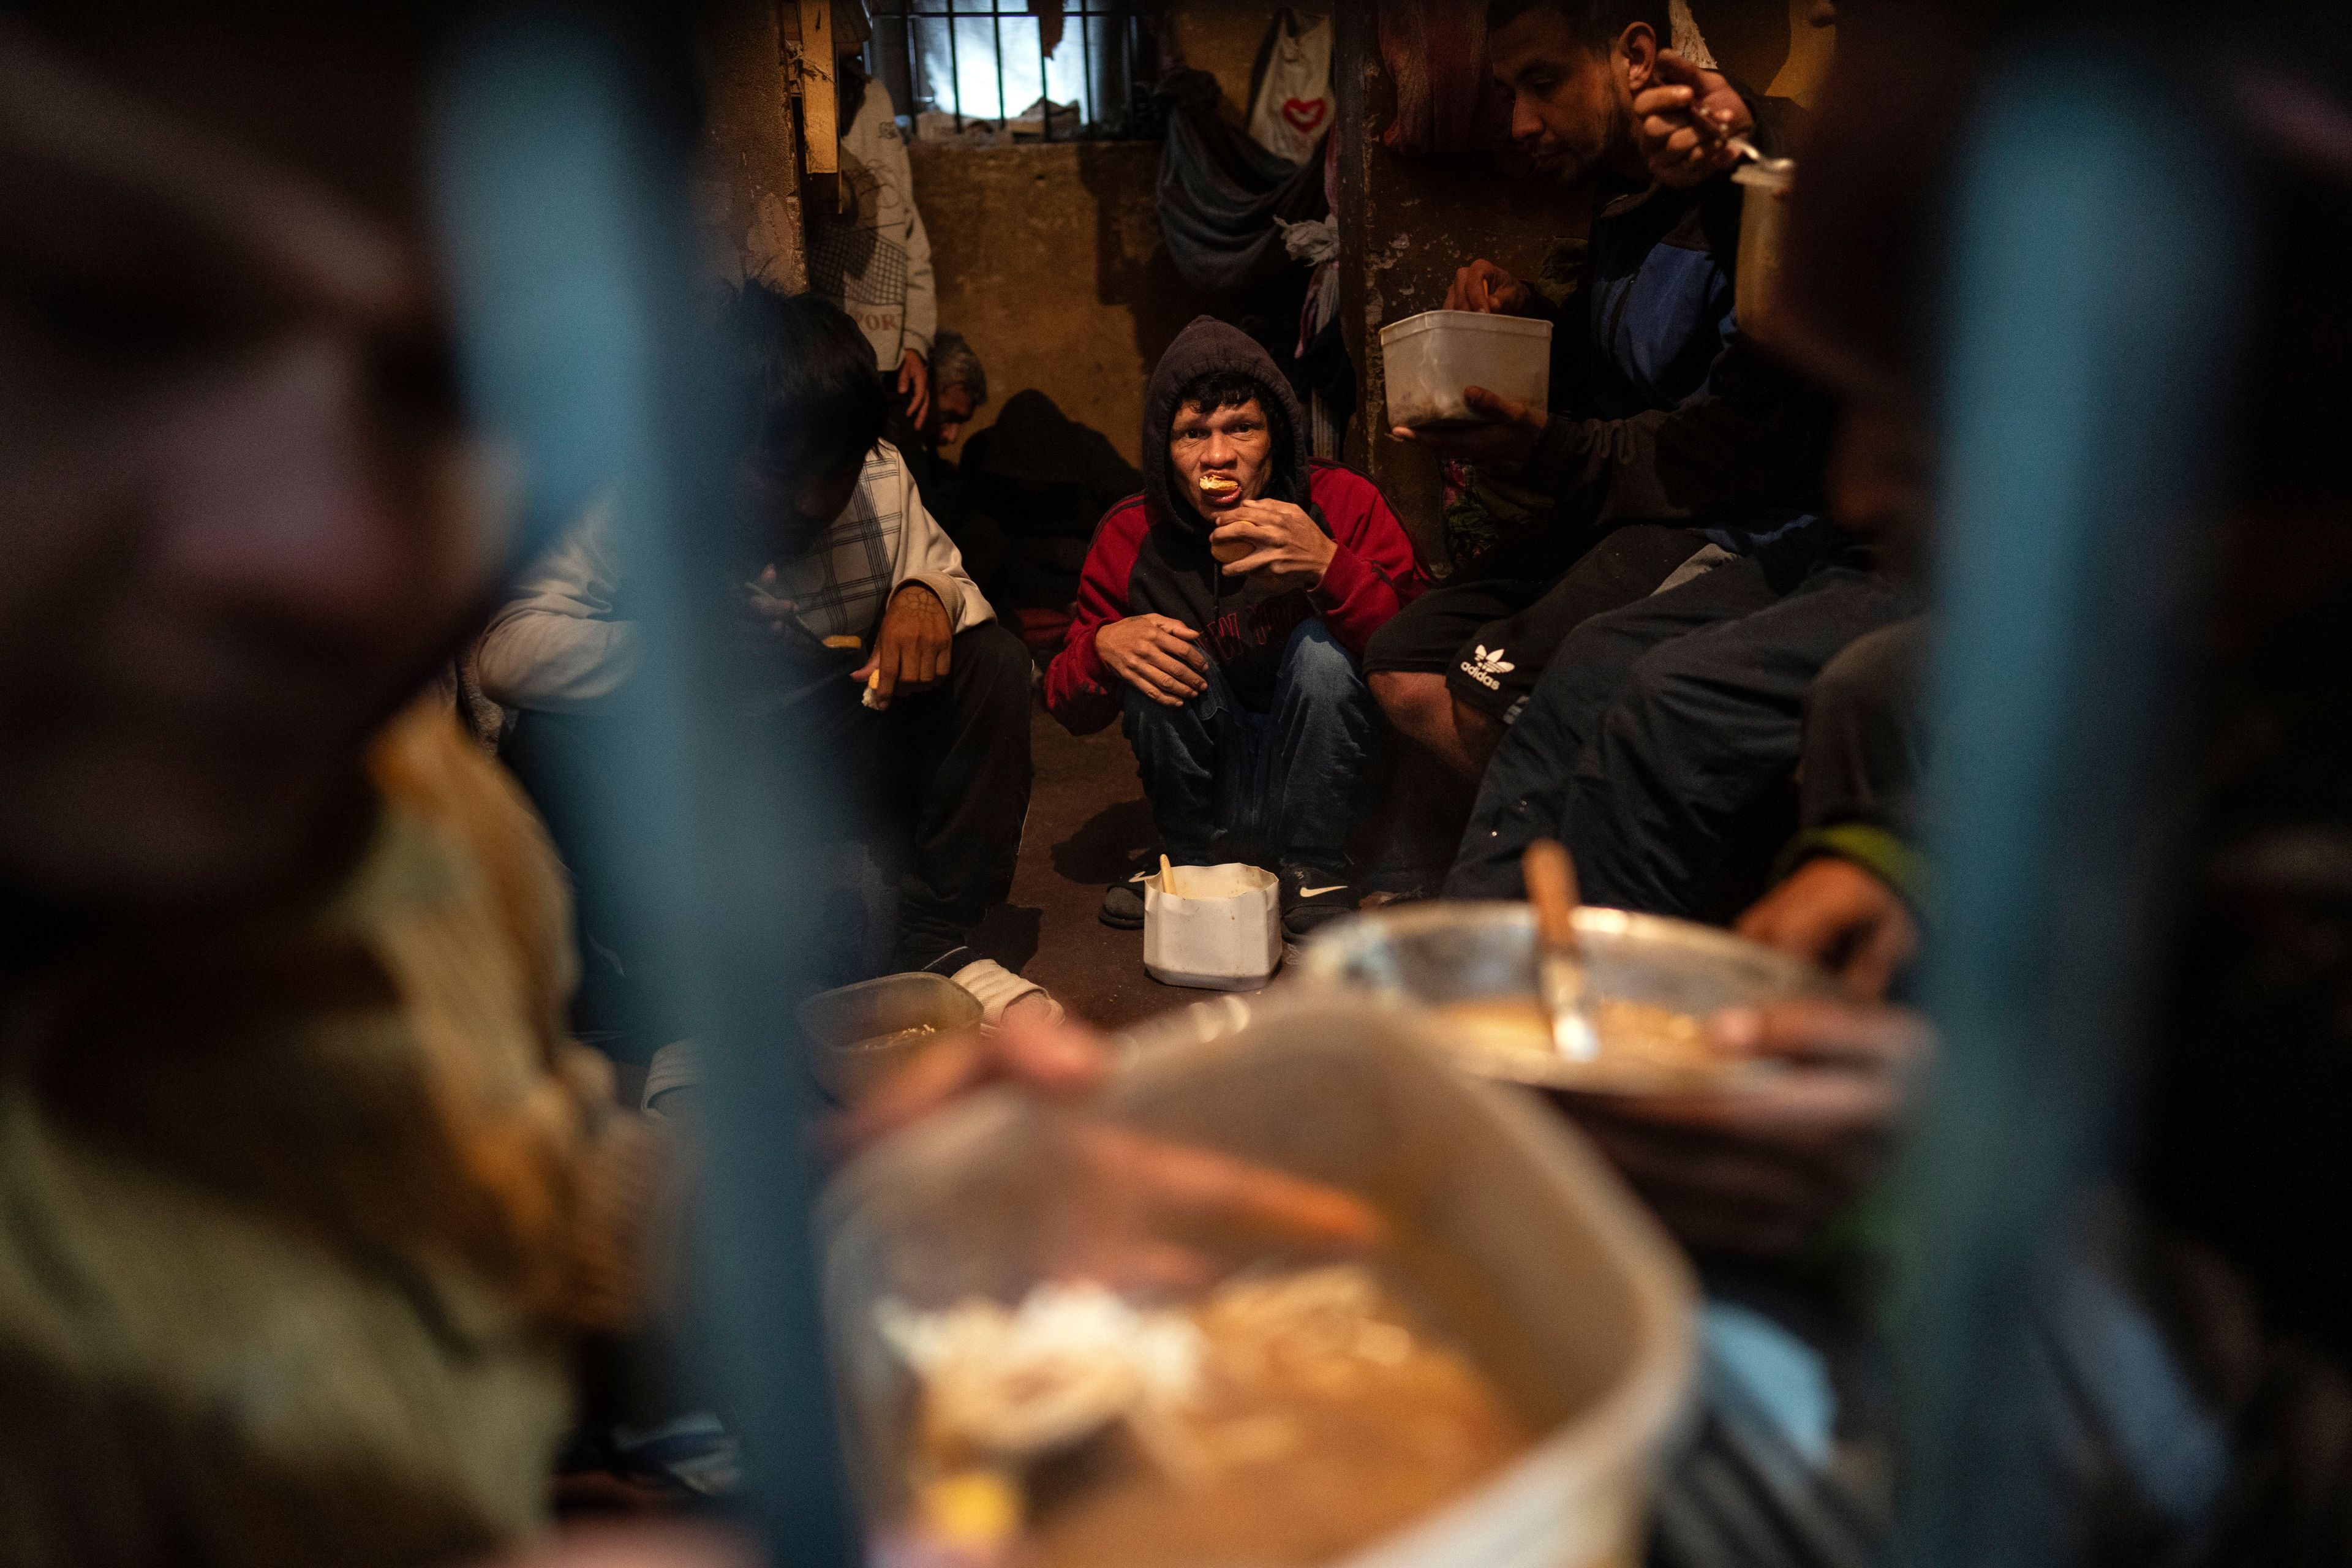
1366, 0, 1830, 788
475, 289, 1046, 1030
884, 327, 986, 535
1044, 317, 1425, 940
1447, 383, 1921, 920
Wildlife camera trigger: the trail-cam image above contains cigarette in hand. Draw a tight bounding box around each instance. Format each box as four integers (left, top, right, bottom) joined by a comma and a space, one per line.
861, 668, 888, 710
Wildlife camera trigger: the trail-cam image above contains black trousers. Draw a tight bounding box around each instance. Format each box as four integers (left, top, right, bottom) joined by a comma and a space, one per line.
1449, 545, 1918, 921
1361, 523, 1712, 723
503, 621, 1033, 1058
1799, 616, 1931, 835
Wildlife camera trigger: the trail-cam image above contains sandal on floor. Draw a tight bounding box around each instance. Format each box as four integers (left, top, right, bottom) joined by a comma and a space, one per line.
949, 957, 1065, 1030
640, 1039, 703, 1118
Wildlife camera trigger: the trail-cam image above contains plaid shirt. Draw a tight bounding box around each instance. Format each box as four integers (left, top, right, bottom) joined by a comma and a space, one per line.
473, 442, 989, 713
771, 445, 922, 644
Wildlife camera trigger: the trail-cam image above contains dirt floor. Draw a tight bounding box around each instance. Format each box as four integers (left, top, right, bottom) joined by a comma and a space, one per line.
967, 700, 1275, 1032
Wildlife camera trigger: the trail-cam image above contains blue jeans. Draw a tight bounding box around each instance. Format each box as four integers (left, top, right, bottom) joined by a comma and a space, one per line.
1122, 619, 1379, 873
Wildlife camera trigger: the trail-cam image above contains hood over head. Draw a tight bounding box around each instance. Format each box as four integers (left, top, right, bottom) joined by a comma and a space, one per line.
1141, 315, 1314, 536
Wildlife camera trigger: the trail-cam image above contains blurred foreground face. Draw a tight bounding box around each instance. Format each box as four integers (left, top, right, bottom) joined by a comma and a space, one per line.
0, 21, 500, 915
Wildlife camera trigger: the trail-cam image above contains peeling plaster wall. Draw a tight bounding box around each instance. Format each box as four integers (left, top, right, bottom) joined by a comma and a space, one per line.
699, 0, 807, 294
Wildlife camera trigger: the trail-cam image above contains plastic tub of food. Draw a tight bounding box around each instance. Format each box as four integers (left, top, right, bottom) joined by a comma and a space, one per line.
1297, 902, 1837, 1095
1731, 158, 1796, 348
1144, 862, 1282, 990
1379, 310, 1553, 430
822, 995, 1697, 1568
799, 972, 984, 1104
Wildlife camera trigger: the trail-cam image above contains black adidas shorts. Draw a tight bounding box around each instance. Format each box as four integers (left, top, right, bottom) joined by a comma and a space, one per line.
1363, 524, 1712, 723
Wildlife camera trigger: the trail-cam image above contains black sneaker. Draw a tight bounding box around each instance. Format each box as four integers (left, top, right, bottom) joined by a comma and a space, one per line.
1099, 877, 1148, 930
1279, 864, 1360, 942
1099, 849, 1164, 930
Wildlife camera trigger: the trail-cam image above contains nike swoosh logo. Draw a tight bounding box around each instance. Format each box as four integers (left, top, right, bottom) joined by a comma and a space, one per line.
1296, 884, 1348, 899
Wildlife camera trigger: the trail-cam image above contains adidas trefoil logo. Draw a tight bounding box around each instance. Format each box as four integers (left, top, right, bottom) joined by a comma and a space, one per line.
1459, 643, 1514, 691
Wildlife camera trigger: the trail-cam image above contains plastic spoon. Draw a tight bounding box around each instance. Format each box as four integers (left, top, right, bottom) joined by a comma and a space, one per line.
1523, 839, 1599, 1062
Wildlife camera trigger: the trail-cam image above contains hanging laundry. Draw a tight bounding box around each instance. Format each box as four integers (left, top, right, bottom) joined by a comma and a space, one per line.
1245, 9, 1335, 166
1156, 68, 1327, 301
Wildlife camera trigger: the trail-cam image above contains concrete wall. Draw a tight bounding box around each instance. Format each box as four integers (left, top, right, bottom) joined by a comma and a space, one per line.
1169, 0, 1302, 119
910, 4, 1305, 467
911, 140, 1207, 467
698, 0, 807, 295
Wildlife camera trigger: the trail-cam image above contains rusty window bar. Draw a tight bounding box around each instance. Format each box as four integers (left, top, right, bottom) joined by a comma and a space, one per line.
865, 1, 1139, 138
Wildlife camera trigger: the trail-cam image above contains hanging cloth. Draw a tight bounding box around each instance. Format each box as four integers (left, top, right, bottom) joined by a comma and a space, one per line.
1155, 67, 1327, 301
1245, 9, 1335, 165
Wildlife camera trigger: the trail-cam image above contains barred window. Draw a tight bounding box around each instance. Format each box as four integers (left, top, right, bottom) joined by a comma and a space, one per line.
863, 2, 1152, 141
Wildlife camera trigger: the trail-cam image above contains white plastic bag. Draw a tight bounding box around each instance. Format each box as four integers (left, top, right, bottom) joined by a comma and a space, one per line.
1245, 9, 1333, 166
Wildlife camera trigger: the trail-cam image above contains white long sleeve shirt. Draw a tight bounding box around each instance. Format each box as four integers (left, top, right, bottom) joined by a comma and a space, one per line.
808, 77, 936, 371
473, 442, 990, 713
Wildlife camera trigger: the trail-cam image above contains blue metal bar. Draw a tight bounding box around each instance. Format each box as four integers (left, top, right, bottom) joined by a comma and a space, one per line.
428, 12, 859, 1565
1904, 38, 2255, 1566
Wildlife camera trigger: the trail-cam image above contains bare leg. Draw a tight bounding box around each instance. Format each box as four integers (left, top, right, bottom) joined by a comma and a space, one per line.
1378, 742, 1475, 891
1452, 693, 1505, 777
1372, 670, 1503, 783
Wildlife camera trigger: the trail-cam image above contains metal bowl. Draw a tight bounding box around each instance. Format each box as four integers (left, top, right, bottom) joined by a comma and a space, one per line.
1295, 902, 1838, 1095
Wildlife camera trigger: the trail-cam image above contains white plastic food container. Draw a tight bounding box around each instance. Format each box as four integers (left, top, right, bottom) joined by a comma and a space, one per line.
1142, 862, 1282, 990
821, 996, 1699, 1568
1380, 309, 1553, 430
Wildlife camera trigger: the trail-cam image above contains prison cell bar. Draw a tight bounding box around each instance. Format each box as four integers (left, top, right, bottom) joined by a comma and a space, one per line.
874, 3, 1140, 138
429, 9, 861, 1564
1904, 34, 2255, 1568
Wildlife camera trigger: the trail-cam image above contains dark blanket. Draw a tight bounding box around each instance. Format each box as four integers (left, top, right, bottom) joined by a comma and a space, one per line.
1155, 67, 1326, 301
957, 390, 1142, 610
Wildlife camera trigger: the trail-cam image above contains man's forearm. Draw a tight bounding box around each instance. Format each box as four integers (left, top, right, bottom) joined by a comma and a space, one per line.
1520, 351, 1830, 529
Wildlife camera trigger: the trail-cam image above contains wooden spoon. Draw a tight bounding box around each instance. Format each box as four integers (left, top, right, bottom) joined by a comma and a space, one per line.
1523, 839, 1599, 1061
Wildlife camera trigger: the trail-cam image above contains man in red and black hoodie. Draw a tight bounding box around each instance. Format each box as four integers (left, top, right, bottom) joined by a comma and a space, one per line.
1046, 318, 1426, 937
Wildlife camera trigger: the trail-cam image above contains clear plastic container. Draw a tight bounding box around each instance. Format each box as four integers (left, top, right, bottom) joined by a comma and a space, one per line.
821, 995, 1698, 1568
1143, 862, 1282, 990
1380, 310, 1554, 430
